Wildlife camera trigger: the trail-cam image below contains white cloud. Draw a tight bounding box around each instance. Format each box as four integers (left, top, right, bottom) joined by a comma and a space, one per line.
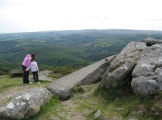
0, 0, 162, 33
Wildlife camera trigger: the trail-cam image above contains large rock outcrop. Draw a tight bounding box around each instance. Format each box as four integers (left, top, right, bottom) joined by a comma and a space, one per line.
131, 44, 162, 98
0, 87, 52, 120
47, 38, 162, 99
100, 42, 147, 88
98, 38, 162, 98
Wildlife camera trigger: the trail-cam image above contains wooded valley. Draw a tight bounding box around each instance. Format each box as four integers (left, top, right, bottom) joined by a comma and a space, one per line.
0, 29, 162, 74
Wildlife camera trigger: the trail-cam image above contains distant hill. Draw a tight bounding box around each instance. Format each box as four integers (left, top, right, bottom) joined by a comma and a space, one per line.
0, 29, 162, 41
0, 29, 162, 73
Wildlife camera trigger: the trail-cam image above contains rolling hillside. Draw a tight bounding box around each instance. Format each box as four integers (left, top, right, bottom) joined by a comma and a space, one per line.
0, 29, 162, 74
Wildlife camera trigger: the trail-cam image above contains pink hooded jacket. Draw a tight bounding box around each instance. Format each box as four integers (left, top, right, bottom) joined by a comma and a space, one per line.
22, 54, 31, 68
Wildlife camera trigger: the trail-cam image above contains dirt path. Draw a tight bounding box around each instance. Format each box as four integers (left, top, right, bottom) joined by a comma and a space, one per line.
57, 83, 99, 120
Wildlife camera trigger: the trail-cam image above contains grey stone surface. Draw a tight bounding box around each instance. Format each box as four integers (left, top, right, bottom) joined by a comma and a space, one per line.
131, 44, 162, 97
131, 76, 158, 97
47, 39, 162, 99
94, 109, 101, 119
48, 56, 114, 100
141, 37, 162, 46
39, 70, 54, 81
78, 55, 116, 85
10, 69, 23, 78
100, 42, 147, 88
0, 87, 52, 120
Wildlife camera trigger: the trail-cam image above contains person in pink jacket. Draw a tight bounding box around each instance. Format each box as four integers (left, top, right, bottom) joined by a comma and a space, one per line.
26, 57, 40, 84
22, 53, 35, 84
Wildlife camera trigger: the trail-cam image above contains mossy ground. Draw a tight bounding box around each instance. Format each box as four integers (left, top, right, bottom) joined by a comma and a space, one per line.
0, 75, 162, 120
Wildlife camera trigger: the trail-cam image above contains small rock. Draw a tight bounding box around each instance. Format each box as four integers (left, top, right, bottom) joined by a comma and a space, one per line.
94, 109, 101, 119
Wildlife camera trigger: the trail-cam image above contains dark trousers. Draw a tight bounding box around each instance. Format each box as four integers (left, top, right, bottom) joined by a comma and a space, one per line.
32, 71, 39, 83
22, 65, 29, 83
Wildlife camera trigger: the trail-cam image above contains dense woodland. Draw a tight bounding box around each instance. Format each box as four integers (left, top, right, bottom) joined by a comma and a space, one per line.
0, 29, 162, 74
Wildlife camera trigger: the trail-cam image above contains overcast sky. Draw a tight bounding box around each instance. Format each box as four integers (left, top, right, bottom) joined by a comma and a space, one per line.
0, 0, 162, 33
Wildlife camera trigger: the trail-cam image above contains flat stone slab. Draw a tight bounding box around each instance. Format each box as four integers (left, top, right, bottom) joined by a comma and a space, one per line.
48, 56, 115, 100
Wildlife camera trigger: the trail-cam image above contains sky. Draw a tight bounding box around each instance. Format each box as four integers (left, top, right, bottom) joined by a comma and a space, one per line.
0, 0, 162, 33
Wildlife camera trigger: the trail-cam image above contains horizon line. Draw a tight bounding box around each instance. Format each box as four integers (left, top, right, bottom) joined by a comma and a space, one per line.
0, 28, 162, 34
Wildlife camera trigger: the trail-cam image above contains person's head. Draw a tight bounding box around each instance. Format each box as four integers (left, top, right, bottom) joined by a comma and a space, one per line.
31, 53, 35, 58
31, 57, 35, 61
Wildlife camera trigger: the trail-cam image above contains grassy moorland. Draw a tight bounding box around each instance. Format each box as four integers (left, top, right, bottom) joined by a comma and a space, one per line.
0, 74, 162, 120
1, 29, 162, 119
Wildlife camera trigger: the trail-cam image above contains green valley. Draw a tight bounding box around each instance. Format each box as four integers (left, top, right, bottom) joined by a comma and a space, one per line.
0, 29, 162, 74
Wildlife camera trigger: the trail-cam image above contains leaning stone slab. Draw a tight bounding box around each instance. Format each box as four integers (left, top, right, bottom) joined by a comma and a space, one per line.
0, 87, 52, 120
100, 42, 147, 88
48, 56, 114, 100
78, 55, 116, 85
131, 44, 162, 98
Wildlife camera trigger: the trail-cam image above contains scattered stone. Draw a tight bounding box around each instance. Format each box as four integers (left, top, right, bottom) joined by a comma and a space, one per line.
115, 108, 123, 111
10, 69, 23, 78
94, 109, 101, 119
128, 118, 138, 120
